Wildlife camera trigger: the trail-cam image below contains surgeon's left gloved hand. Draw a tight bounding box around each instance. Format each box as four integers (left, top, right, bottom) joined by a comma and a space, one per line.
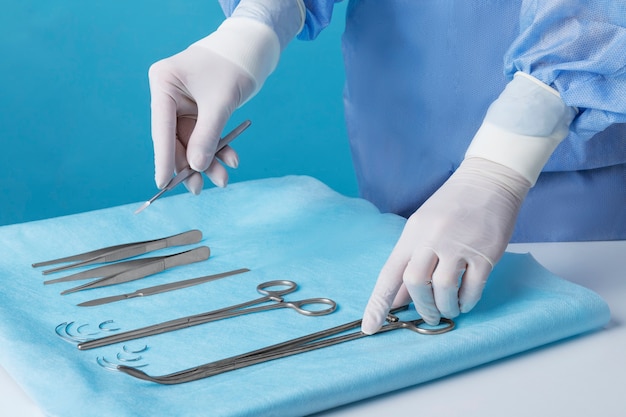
362, 72, 577, 333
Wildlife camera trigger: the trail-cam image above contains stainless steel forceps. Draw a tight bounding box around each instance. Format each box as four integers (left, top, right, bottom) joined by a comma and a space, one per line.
47, 246, 211, 295
32, 230, 203, 275
115, 307, 455, 384
77, 280, 337, 350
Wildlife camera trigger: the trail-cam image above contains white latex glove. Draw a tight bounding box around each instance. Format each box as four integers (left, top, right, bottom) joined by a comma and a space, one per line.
148, 0, 305, 193
361, 72, 577, 333
362, 157, 530, 330
149, 44, 256, 192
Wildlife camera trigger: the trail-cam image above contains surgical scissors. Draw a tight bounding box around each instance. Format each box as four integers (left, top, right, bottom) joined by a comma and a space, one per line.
77, 280, 337, 350
115, 308, 455, 384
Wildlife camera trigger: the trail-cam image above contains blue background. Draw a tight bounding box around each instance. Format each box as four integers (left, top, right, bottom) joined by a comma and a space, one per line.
0, 0, 356, 226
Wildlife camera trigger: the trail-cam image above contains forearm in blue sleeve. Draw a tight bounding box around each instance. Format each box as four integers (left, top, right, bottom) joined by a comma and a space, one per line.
218, 0, 342, 42
504, 0, 626, 140
298, 0, 343, 40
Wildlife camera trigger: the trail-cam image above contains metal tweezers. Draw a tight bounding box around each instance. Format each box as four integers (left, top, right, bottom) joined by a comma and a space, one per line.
32, 230, 203, 275
115, 307, 455, 384
47, 246, 211, 295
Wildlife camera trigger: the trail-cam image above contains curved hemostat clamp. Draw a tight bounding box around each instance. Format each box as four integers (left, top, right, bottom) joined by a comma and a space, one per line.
116, 307, 455, 384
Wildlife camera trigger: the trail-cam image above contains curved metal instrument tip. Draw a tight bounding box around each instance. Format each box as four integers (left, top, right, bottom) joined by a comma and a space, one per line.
117, 365, 154, 381
134, 201, 150, 215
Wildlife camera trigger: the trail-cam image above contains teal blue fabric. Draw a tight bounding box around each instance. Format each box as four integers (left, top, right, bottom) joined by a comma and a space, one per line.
0, 176, 611, 417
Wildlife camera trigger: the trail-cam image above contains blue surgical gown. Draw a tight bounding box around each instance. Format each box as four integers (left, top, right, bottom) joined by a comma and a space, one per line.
220, 0, 626, 242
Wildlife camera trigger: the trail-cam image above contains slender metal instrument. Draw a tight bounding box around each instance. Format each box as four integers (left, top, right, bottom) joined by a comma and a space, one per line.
57, 246, 211, 295
77, 280, 337, 350
115, 308, 455, 384
77, 267, 251, 307
32, 230, 203, 274
134, 119, 252, 214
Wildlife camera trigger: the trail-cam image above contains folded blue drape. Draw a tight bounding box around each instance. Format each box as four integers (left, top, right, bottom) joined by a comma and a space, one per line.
0, 176, 610, 417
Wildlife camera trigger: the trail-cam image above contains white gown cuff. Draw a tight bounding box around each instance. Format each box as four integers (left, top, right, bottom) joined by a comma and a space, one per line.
465, 72, 577, 186
190, 17, 281, 97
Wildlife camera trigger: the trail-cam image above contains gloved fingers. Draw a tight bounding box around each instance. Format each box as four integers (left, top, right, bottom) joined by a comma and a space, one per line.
173, 115, 204, 194
186, 105, 232, 173
150, 92, 178, 189
431, 258, 466, 320
176, 115, 197, 146
361, 249, 412, 335
391, 284, 411, 308
403, 249, 440, 325
174, 139, 203, 195
216, 145, 239, 169
203, 158, 229, 188
458, 259, 493, 313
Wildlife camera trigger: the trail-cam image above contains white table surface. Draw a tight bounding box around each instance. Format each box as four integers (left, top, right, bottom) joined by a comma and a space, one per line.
2, 240, 625, 417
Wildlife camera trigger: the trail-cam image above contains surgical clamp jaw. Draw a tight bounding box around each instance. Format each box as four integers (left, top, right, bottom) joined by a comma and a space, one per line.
115, 308, 455, 385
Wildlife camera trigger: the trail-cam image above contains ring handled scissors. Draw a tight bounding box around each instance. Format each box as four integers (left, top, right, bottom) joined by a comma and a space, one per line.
77, 280, 337, 350
116, 308, 455, 384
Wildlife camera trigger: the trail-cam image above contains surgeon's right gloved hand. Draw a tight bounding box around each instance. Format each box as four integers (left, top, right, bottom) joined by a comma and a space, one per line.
361, 72, 577, 334
148, 0, 305, 193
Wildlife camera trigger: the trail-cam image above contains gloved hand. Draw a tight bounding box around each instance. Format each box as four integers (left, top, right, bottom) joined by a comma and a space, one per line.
361, 72, 577, 333
361, 157, 530, 331
149, 46, 256, 193
148, 0, 305, 193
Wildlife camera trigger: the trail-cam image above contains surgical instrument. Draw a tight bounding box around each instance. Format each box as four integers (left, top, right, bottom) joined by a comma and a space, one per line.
33, 230, 202, 274
77, 267, 250, 307
134, 119, 252, 214
77, 280, 337, 350
58, 246, 210, 295
115, 309, 455, 384
45, 245, 211, 285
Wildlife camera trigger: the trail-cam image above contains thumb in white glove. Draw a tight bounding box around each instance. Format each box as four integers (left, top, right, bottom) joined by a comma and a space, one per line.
149, 45, 256, 193
148, 0, 306, 194
148, 15, 283, 193
362, 157, 530, 332
361, 72, 577, 333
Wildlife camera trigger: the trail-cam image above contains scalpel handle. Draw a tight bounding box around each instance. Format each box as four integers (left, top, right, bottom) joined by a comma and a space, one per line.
77, 268, 250, 307
141, 268, 250, 297
164, 119, 252, 191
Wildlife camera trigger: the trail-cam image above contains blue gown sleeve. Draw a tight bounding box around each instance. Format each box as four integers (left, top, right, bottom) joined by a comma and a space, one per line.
504, 0, 626, 141
217, 0, 342, 41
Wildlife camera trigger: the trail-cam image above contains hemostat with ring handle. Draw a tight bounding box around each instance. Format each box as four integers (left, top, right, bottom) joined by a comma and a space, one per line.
77, 280, 337, 350
115, 307, 455, 384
